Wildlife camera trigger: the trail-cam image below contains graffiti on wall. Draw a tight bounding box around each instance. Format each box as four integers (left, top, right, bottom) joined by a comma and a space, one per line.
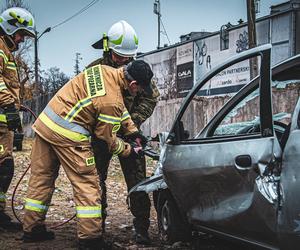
141, 48, 177, 100
236, 31, 249, 53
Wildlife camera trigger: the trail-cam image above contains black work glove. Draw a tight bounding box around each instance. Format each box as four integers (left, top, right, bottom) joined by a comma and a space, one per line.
125, 131, 148, 147
129, 141, 144, 159
3, 104, 21, 130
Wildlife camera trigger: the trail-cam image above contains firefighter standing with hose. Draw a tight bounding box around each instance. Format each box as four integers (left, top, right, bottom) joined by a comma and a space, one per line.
88, 20, 160, 244
0, 7, 36, 231
22, 59, 154, 250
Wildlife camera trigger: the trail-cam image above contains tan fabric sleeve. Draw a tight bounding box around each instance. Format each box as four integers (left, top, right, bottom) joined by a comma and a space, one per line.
94, 104, 131, 156
120, 107, 138, 136
0, 49, 14, 107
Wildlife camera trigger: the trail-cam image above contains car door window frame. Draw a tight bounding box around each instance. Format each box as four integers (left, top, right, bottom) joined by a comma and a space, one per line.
168, 45, 273, 145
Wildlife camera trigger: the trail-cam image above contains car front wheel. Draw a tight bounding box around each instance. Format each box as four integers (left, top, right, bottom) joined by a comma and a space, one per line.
157, 190, 191, 243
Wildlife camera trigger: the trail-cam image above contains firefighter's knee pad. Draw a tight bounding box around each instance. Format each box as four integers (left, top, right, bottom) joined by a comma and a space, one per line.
0, 158, 14, 192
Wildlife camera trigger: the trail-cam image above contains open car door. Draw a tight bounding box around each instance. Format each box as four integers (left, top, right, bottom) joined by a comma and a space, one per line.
162, 45, 283, 248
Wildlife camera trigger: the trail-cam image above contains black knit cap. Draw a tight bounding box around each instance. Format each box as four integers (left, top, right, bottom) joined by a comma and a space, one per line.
124, 60, 154, 95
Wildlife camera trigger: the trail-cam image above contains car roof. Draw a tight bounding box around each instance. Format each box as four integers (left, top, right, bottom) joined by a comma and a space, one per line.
272, 54, 300, 81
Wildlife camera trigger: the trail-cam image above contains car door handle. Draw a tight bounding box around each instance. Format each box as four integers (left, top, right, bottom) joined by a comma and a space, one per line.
235, 155, 252, 170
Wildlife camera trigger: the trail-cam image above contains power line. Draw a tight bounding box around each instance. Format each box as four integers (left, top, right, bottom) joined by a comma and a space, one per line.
51, 0, 100, 30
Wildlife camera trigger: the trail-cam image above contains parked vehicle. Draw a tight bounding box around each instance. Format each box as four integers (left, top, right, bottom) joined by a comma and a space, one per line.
130, 45, 300, 249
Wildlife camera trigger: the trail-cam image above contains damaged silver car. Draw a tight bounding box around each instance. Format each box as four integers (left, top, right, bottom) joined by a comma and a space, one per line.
129, 45, 300, 249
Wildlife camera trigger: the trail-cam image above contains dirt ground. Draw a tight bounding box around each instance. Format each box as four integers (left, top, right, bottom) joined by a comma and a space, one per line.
0, 138, 242, 250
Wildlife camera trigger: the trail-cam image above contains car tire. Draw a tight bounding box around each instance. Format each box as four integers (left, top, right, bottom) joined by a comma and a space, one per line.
157, 189, 191, 243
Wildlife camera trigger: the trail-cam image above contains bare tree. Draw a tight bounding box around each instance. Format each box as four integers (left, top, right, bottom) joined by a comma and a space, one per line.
41, 67, 70, 94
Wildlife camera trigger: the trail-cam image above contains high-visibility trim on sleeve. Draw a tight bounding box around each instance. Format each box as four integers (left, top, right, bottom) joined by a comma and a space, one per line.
112, 139, 125, 155
39, 111, 90, 142
0, 50, 8, 64
0, 114, 7, 123
0, 82, 7, 91
0, 192, 6, 202
6, 61, 17, 71
25, 198, 48, 213
65, 97, 92, 122
121, 110, 131, 121
98, 114, 121, 125
76, 205, 102, 218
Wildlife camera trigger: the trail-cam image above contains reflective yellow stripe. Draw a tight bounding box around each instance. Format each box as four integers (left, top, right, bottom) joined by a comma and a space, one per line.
39, 112, 89, 142
0, 114, 7, 123
121, 111, 130, 121
6, 62, 17, 71
65, 97, 92, 122
0, 82, 7, 91
112, 124, 121, 133
76, 205, 101, 218
113, 139, 124, 155
0, 50, 8, 64
98, 114, 121, 125
0, 145, 4, 153
85, 65, 106, 97
24, 198, 48, 213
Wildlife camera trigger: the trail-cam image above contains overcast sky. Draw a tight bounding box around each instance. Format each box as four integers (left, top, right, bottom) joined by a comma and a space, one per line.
0, 0, 285, 76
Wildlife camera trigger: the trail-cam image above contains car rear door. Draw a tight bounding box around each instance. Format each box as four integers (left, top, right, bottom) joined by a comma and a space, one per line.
162, 45, 281, 248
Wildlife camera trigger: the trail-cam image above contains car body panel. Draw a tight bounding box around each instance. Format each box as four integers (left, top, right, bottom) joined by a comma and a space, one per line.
277, 97, 300, 248
130, 47, 300, 249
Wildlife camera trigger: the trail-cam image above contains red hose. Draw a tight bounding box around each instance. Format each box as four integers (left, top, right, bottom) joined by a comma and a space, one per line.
11, 105, 76, 229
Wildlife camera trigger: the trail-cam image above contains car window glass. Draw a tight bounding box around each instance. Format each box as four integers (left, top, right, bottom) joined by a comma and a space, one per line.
213, 87, 260, 137
180, 55, 261, 140
271, 79, 300, 125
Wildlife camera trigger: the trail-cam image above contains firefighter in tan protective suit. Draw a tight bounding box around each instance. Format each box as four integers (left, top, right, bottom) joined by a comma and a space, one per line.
89, 20, 160, 244
22, 60, 154, 249
0, 7, 36, 230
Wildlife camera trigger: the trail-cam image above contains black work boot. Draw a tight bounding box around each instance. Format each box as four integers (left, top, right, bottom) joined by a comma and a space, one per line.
78, 237, 110, 250
0, 211, 22, 231
134, 230, 151, 245
22, 224, 55, 243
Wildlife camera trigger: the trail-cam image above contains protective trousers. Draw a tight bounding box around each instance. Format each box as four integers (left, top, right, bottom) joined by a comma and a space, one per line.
0, 126, 14, 212
93, 140, 151, 234
23, 135, 102, 239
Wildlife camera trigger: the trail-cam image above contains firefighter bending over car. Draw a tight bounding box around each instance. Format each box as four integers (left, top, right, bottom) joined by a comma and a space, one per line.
22, 59, 154, 249
88, 20, 160, 245
0, 7, 36, 231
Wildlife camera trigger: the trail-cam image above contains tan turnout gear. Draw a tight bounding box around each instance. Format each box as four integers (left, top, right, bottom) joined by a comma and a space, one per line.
0, 37, 20, 109
0, 36, 20, 212
23, 64, 138, 240
88, 53, 160, 240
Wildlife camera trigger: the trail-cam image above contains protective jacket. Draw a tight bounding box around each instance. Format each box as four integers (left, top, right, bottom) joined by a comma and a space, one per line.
0, 36, 20, 213
33, 65, 137, 157
87, 55, 160, 127
0, 37, 20, 122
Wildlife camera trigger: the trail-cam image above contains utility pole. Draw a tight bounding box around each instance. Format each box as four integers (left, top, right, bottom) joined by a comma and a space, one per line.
34, 27, 51, 95
74, 52, 82, 75
247, 0, 258, 79
34, 30, 39, 94
153, 0, 161, 49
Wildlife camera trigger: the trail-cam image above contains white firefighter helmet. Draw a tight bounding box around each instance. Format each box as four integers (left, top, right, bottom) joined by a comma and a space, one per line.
0, 7, 35, 37
107, 20, 138, 57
